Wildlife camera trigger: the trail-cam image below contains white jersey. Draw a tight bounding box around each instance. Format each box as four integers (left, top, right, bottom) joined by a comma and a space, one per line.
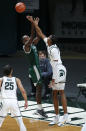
43, 37, 62, 65
43, 37, 66, 84
1, 76, 17, 99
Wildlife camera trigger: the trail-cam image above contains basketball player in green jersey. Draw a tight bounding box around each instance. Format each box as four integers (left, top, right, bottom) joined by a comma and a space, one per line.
22, 17, 47, 118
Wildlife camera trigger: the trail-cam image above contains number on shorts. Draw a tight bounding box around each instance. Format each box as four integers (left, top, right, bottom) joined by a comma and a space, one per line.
5, 82, 14, 90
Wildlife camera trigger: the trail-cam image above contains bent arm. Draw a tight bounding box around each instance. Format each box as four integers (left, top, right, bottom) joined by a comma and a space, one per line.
33, 22, 46, 40
26, 23, 35, 47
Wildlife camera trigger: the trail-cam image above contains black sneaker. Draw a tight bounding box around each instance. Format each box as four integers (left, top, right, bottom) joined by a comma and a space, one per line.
35, 109, 48, 118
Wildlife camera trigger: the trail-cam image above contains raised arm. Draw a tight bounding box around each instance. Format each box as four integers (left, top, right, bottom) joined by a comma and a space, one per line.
16, 78, 28, 109
26, 16, 46, 40
33, 26, 40, 45
32, 18, 40, 45
26, 22, 35, 47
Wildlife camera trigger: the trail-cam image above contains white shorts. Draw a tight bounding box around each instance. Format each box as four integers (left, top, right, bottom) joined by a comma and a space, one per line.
52, 64, 66, 90
0, 99, 21, 117
52, 83, 65, 90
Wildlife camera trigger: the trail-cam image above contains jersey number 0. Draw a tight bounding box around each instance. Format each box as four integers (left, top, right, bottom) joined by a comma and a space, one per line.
5, 82, 14, 90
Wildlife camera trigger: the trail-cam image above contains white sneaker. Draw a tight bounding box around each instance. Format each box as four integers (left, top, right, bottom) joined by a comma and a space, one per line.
58, 114, 69, 127
49, 115, 60, 126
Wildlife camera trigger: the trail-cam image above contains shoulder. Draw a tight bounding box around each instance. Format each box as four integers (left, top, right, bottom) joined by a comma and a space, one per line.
43, 37, 48, 42
50, 45, 59, 53
43, 37, 48, 46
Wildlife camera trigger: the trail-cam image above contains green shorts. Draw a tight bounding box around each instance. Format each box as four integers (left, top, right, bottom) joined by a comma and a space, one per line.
28, 65, 42, 86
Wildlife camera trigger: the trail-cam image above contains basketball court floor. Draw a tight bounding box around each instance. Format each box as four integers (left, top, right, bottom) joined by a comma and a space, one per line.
0, 100, 84, 131
0, 51, 86, 130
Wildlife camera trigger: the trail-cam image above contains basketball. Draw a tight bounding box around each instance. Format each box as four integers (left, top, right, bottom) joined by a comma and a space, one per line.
15, 2, 26, 13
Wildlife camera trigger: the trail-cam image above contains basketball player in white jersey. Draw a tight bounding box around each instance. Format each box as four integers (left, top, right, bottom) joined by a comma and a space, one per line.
27, 16, 68, 126
0, 65, 28, 131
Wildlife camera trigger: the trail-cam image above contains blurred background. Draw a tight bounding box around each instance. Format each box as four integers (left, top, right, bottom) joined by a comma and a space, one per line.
0, 0, 86, 107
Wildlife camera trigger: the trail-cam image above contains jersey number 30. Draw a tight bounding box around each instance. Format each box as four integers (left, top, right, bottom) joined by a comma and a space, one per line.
5, 82, 14, 90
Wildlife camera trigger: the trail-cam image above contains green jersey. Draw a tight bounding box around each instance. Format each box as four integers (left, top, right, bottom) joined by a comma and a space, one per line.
23, 44, 42, 86
23, 45, 39, 67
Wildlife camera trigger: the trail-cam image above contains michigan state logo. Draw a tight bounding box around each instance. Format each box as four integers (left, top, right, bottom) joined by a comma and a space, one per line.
59, 69, 65, 77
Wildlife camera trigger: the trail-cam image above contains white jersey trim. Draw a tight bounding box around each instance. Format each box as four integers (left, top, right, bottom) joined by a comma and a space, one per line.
23, 45, 31, 54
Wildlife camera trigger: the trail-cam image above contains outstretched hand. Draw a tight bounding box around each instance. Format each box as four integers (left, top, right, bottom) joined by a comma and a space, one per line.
26, 15, 40, 25
34, 17, 40, 25
26, 15, 33, 22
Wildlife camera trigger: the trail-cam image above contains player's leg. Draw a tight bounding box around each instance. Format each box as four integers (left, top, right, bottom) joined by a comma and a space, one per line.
81, 122, 86, 131
58, 89, 68, 126
57, 65, 68, 126
60, 90, 67, 114
49, 90, 60, 125
36, 84, 42, 105
0, 100, 7, 127
10, 99, 27, 131
0, 117, 5, 127
53, 90, 59, 115
30, 65, 47, 118
29, 66, 42, 105
16, 117, 26, 131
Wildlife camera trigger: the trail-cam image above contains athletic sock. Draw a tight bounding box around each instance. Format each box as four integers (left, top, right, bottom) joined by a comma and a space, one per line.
37, 104, 43, 110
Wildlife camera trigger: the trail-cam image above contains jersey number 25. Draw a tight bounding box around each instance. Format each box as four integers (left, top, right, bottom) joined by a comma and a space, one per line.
5, 82, 14, 90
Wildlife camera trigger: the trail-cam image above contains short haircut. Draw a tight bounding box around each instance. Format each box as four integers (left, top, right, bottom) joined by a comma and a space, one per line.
38, 50, 46, 56
3, 65, 13, 76
50, 35, 58, 45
